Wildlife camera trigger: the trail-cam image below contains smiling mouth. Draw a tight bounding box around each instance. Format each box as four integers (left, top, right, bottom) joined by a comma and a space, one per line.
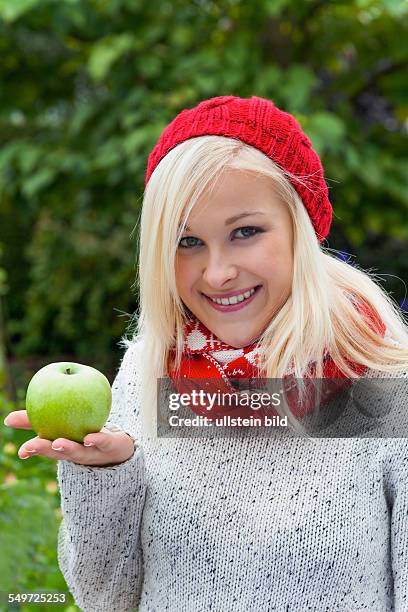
203, 285, 262, 306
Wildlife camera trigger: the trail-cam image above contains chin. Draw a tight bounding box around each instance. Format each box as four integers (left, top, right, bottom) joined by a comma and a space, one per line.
220, 336, 254, 349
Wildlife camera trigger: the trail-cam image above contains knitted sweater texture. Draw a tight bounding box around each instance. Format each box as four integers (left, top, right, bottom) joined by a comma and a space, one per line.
56, 340, 408, 612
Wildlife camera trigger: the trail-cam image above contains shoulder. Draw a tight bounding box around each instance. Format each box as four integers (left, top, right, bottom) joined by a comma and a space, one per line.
361, 327, 408, 379
118, 337, 145, 371
352, 339, 408, 437
361, 368, 408, 379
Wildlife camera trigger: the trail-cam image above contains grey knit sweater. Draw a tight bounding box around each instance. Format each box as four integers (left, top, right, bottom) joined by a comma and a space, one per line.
56, 340, 408, 612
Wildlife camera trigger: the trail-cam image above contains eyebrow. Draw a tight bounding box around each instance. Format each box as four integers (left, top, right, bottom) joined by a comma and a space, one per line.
183, 211, 266, 232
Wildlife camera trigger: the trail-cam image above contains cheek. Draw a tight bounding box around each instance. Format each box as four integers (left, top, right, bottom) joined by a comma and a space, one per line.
257, 241, 290, 266
257, 245, 293, 288
175, 258, 196, 296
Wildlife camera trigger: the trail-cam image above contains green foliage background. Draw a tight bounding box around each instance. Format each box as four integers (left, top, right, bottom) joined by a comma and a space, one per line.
0, 0, 407, 609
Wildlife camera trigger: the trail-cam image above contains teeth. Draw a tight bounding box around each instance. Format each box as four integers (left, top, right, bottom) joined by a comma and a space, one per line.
210, 287, 256, 306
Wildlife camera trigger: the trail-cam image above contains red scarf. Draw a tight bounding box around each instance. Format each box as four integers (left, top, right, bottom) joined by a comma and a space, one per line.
168, 301, 386, 425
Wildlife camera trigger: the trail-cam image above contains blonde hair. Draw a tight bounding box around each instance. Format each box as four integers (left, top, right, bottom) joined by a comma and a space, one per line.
123, 136, 408, 438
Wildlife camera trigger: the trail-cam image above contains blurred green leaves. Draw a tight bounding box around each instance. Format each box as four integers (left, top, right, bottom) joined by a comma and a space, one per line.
0, 0, 40, 23
0, 391, 79, 610
88, 33, 138, 81
0, 0, 407, 368
304, 113, 346, 155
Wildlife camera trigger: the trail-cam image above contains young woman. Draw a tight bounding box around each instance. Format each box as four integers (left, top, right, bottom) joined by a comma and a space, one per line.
6, 95, 408, 611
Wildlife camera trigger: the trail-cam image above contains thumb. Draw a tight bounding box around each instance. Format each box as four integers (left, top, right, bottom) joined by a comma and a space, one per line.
83, 429, 119, 450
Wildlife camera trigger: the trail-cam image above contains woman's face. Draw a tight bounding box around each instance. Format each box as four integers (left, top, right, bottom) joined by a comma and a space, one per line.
175, 169, 294, 348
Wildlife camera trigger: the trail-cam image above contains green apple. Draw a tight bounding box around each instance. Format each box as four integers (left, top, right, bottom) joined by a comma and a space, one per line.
26, 362, 112, 443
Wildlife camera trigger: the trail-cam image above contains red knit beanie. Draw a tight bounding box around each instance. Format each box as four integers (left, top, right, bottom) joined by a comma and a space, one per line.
145, 95, 332, 241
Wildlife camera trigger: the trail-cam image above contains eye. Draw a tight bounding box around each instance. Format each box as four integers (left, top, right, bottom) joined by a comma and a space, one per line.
178, 226, 263, 249
178, 236, 202, 249
233, 226, 263, 239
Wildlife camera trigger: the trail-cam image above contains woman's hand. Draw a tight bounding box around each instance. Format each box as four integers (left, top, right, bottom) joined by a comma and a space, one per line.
4, 410, 136, 467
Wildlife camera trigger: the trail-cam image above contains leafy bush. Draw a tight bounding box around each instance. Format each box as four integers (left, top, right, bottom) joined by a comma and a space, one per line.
0, 391, 80, 611
0, 0, 407, 369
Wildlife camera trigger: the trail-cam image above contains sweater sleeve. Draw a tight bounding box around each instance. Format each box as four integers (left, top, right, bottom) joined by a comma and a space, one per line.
382, 439, 408, 610
56, 342, 146, 612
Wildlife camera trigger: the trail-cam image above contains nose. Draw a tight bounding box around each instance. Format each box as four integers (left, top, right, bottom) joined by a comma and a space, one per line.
202, 251, 238, 289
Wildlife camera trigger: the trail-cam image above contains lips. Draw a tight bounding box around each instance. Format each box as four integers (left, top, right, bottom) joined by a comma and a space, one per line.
203, 285, 260, 300
203, 285, 262, 312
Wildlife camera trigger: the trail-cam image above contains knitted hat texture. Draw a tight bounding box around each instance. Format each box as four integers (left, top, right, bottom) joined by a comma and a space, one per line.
145, 95, 332, 241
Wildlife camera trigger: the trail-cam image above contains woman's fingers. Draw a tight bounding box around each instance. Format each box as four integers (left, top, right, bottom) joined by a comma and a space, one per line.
18, 436, 89, 461
83, 427, 129, 450
18, 430, 135, 466
4, 410, 32, 430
